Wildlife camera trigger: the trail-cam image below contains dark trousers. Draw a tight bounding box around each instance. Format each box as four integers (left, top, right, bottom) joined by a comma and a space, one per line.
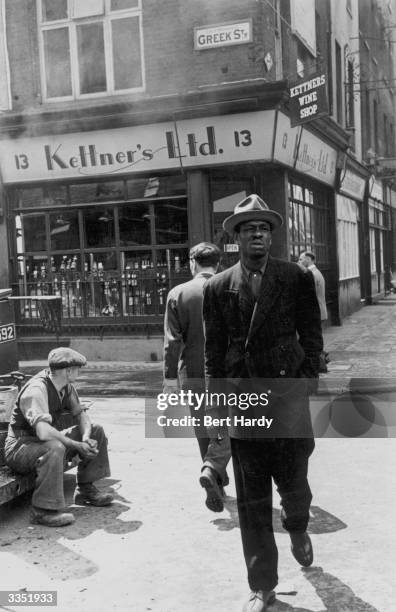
185, 384, 231, 486
5, 424, 110, 510
231, 437, 315, 591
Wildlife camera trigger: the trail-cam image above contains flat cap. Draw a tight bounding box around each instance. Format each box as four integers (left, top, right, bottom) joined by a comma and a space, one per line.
48, 347, 87, 370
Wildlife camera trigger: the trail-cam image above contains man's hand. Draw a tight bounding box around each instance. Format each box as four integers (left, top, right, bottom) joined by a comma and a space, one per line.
82, 433, 98, 450
74, 440, 99, 458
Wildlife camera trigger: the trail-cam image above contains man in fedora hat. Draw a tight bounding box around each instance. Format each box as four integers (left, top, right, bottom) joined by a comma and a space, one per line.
5, 347, 113, 527
203, 194, 323, 611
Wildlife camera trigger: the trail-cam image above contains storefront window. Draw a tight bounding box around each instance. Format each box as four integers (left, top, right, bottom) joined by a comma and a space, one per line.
17, 188, 44, 209
119, 203, 151, 245
154, 200, 188, 244
11, 176, 188, 322
50, 211, 80, 251
288, 177, 330, 266
22, 214, 47, 252
84, 208, 116, 248
337, 196, 359, 280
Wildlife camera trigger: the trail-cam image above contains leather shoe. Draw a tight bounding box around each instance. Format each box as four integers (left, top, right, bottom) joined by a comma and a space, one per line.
199, 467, 224, 512
242, 590, 276, 612
74, 483, 113, 506
290, 531, 313, 567
30, 506, 75, 527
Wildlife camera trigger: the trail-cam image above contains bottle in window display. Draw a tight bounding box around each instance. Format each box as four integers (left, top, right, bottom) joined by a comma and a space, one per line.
111, 279, 119, 315
61, 279, 67, 310
128, 272, 134, 313
146, 292, 152, 313
174, 255, 180, 273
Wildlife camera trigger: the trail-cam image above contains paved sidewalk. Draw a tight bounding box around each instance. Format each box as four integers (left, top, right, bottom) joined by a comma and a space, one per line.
322, 295, 396, 379
19, 296, 396, 396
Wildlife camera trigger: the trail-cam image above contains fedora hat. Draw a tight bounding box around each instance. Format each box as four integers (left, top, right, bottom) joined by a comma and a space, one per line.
223, 194, 283, 235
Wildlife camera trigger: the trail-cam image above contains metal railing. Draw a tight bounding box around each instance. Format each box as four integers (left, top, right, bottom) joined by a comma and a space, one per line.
12, 272, 190, 328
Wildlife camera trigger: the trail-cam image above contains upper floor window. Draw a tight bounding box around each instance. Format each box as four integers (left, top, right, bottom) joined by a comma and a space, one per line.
335, 40, 343, 124
345, 57, 355, 130
38, 0, 144, 101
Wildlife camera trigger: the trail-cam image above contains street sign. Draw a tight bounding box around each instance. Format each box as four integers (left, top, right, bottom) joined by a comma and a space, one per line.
289, 72, 328, 127
194, 20, 252, 50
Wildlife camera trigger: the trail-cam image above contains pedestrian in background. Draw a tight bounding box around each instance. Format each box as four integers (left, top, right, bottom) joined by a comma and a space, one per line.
163, 242, 231, 512
203, 195, 323, 612
298, 250, 329, 372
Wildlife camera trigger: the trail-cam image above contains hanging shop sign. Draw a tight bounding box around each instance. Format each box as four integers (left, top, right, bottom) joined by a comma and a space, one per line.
339, 169, 366, 201
0, 110, 276, 183
288, 71, 328, 127
194, 20, 252, 50
369, 176, 383, 201
273, 111, 337, 186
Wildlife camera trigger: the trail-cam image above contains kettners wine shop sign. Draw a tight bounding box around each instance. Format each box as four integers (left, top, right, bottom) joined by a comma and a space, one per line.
289, 71, 328, 127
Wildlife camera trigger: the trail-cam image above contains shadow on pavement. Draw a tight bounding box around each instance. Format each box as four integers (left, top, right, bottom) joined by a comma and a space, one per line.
272, 566, 380, 611
211, 501, 346, 534
0, 474, 142, 581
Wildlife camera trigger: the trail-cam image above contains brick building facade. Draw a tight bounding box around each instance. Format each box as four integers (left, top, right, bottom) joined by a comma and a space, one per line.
0, 0, 395, 360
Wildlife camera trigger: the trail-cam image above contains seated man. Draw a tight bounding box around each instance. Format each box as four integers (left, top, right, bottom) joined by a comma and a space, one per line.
4, 347, 113, 527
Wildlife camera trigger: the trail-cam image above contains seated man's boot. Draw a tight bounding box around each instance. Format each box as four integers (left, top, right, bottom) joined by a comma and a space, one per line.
242, 590, 276, 612
199, 467, 224, 512
30, 506, 75, 527
74, 483, 113, 506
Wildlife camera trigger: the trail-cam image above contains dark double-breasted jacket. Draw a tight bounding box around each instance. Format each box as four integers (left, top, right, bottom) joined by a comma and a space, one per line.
203, 256, 323, 438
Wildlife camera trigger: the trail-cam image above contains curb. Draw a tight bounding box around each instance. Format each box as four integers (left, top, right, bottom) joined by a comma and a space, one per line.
19, 361, 163, 372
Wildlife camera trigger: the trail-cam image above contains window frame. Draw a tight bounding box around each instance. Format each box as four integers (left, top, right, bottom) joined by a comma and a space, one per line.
288, 177, 330, 267
37, 0, 145, 102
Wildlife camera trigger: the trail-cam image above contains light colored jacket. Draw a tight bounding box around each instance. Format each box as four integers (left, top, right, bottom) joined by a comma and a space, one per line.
308, 264, 327, 321
163, 272, 213, 384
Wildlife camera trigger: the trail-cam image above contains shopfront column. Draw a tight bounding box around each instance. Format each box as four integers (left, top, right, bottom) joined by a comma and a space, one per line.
187, 170, 212, 246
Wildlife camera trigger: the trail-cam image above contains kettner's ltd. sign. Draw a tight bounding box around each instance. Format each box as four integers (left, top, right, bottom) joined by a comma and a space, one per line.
0, 110, 337, 187
0, 111, 276, 183
289, 72, 328, 127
